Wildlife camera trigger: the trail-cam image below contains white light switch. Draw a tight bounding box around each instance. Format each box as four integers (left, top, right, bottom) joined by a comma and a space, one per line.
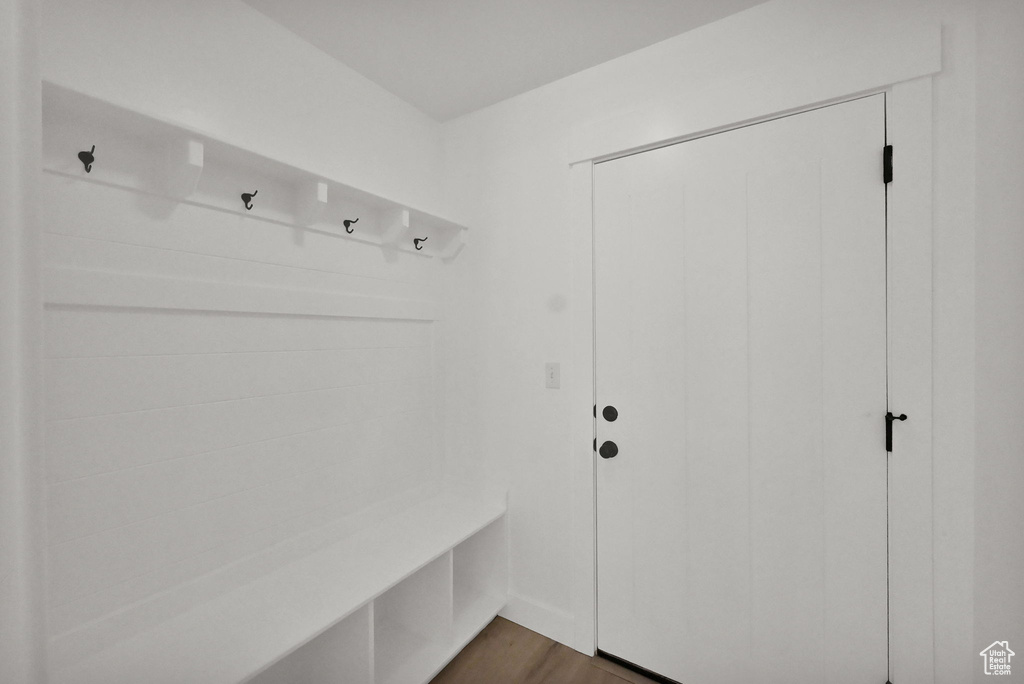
545, 362, 560, 389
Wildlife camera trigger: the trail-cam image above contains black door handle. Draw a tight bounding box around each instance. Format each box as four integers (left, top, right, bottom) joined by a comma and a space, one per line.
599, 441, 618, 459
885, 412, 907, 452
602, 406, 618, 422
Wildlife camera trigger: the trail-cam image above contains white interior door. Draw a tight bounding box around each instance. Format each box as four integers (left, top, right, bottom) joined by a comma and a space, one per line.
594, 94, 888, 684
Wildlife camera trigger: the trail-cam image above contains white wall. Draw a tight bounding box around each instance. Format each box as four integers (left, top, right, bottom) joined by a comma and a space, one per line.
40, 161, 444, 674
37, 0, 454, 677
0, 1, 46, 682
974, 1, 1024, 679
40, 0, 448, 219
28, 0, 1020, 681
442, 1, 978, 680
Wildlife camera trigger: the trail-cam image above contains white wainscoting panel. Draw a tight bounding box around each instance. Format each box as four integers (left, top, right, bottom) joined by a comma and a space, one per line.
41, 168, 446, 673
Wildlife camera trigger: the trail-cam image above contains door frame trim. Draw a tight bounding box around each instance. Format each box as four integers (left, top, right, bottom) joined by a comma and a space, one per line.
569, 76, 937, 683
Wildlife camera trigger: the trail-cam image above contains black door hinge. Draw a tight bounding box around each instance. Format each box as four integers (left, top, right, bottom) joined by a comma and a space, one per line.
885, 411, 907, 452
883, 145, 893, 184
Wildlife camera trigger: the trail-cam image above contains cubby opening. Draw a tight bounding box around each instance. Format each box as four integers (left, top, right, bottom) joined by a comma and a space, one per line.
246, 604, 372, 684
452, 517, 508, 646
373, 553, 454, 684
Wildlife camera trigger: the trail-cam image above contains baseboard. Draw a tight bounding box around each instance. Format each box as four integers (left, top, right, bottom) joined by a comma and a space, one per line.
498, 593, 575, 648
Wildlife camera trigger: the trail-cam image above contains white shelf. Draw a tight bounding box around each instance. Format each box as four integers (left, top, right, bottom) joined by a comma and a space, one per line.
41, 82, 468, 261
453, 592, 506, 649
453, 516, 508, 647
374, 553, 452, 684
246, 604, 372, 684
52, 490, 506, 684
375, 620, 452, 684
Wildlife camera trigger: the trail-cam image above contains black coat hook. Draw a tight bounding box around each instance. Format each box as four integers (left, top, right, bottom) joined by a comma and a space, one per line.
413, 237, 428, 251
343, 217, 359, 234
78, 145, 96, 173
241, 190, 258, 211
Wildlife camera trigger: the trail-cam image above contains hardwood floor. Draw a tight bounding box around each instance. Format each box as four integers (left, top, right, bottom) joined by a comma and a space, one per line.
430, 617, 661, 684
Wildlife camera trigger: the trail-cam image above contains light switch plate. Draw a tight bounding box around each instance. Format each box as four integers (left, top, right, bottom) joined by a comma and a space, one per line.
545, 362, 560, 389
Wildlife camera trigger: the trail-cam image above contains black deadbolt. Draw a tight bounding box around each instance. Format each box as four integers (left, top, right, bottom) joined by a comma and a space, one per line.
599, 441, 618, 459
602, 406, 618, 422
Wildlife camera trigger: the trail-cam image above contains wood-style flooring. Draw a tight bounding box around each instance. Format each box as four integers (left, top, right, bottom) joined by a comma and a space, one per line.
430, 617, 661, 684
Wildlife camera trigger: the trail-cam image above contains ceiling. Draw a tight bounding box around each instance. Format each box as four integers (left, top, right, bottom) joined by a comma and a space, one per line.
243, 0, 769, 122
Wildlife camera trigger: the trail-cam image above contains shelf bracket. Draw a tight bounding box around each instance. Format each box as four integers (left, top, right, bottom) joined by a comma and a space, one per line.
297, 180, 328, 226
441, 231, 467, 262
381, 208, 410, 245
164, 138, 204, 198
